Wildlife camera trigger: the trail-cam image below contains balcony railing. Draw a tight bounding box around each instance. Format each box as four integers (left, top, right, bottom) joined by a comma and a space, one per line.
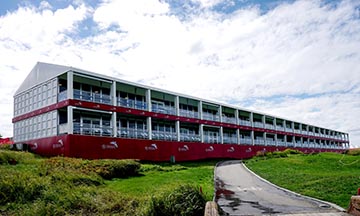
276, 126, 285, 131
152, 104, 176, 115
222, 116, 237, 124
118, 128, 148, 139
179, 109, 199, 119
73, 122, 113, 136
240, 138, 252, 145
58, 90, 67, 102
239, 120, 252, 127
223, 135, 237, 144
74, 89, 112, 105
152, 131, 177, 141
254, 138, 265, 145
202, 112, 220, 122
265, 124, 275, 130
203, 134, 220, 143
285, 128, 293, 132
266, 140, 276, 146
180, 133, 201, 142
118, 98, 147, 110
253, 122, 264, 128
58, 123, 68, 134
277, 141, 286, 146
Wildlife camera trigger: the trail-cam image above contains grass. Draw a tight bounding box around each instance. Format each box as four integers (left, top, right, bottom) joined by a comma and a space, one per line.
107, 161, 216, 201
0, 146, 216, 215
245, 151, 360, 209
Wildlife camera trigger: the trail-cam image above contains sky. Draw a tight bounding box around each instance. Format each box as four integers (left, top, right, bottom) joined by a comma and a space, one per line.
0, 0, 359, 147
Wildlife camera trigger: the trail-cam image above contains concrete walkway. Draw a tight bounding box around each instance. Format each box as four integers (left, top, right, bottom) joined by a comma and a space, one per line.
215, 160, 348, 216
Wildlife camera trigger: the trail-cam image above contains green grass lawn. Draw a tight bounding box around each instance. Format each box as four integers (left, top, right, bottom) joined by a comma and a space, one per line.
245, 152, 360, 209
106, 161, 217, 201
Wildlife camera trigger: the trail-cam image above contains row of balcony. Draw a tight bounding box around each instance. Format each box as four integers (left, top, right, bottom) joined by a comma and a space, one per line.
57, 89, 348, 141
65, 125, 345, 149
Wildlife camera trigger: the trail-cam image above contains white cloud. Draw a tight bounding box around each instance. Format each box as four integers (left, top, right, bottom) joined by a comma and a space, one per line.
0, 0, 359, 147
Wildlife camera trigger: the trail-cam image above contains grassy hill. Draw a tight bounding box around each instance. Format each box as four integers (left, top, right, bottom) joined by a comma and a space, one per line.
245, 150, 360, 209
0, 145, 215, 215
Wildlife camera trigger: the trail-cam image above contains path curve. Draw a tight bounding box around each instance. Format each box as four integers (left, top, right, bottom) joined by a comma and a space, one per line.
215, 160, 348, 216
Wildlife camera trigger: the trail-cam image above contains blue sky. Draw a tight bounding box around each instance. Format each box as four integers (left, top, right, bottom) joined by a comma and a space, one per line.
0, 0, 359, 146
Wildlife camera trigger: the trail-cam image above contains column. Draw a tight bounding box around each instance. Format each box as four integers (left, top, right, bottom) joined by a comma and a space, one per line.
284, 134, 287, 146
236, 128, 240, 145
112, 112, 117, 137
111, 81, 117, 137
235, 110, 239, 125
250, 112, 254, 127
67, 71, 74, 99
67, 106, 73, 134
275, 134, 278, 146
219, 106, 222, 122
176, 121, 180, 142
175, 96, 179, 116
262, 115, 266, 128
263, 132, 267, 146
146, 89, 151, 112
251, 130, 255, 145
199, 101, 203, 120
200, 124, 204, 143
220, 127, 223, 144
147, 117, 152, 140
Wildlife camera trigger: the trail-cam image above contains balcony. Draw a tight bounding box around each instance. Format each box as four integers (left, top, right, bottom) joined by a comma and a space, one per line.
179, 109, 199, 119
223, 135, 238, 144
58, 90, 67, 102
203, 134, 220, 144
253, 122, 264, 128
118, 98, 147, 110
152, 104, 176, 115
239, 120, 252, 127
152, 131, 177, 141
254, 138, 265, 145
180, 133, 201, 142
294, 129, 301, 134
285, 128, 293, 133
222, 116, 237, 124
276, 126, 285, 131
240, 138, 252, 145
118, 128, 148, 139
74, 122, 113, 136
74, 89, 112, 105
266, 139, 276, 146
203, 112, 220, 122
265, 124, 275, 130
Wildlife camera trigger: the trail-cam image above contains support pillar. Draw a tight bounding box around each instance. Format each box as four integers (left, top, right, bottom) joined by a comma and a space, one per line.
147, 117, 152, 140
67, 106, 73, 134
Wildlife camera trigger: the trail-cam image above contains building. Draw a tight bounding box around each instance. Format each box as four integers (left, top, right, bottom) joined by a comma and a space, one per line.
12, 62, 350, 161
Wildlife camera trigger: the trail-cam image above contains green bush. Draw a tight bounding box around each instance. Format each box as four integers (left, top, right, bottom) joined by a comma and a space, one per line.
283, 149, 303, 155
0, 170, 48, 205
44, 157, 141, 180
151, 185, 206, 216
88, 159, 141, 180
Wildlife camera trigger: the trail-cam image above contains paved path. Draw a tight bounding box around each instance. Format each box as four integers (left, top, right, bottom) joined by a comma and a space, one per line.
215, 160, 348, 216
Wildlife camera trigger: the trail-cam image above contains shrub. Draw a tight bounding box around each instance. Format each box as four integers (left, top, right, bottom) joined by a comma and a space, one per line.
44, 157, 141, 180
272, 151, 288, 158
346, 148, 360, 156
151, 185, 206, 216
0, 170, 48, 205
283, 149, 303, 155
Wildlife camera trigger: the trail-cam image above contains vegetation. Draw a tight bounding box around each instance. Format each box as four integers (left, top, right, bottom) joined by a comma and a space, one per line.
246, 150, 360, 209
0, 149, 214, 215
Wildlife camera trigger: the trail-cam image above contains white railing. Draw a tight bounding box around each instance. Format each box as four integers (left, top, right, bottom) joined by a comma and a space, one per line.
58, 90, 67, 102
222, 116, 237, 124
223, 136, 237, 144
239, 120, 252, 127
254, 138, 265, 145
180, 133, 201, 142
254, 122, 264, 128
74, 122, 113, 136
240, 138, 252, 145
203, 112, 220, 122
152, 104, 176, 115
152, 131, 177, 141
265, 124, 275, 130
118, 128, 148, 139
73, 89, 112, 105
203, 135, 220, 143
58, 123, 68, 134
118, 98, 147, 110
179, 109, 199, 118
276, 126, 285, 131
